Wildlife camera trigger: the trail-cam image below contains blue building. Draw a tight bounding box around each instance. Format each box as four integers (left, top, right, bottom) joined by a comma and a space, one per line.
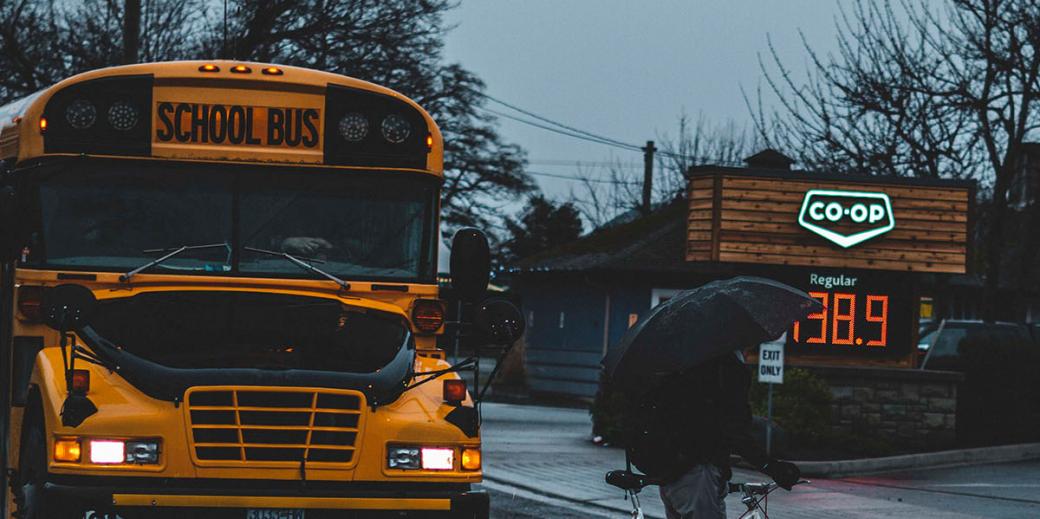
512, 200, 728, 397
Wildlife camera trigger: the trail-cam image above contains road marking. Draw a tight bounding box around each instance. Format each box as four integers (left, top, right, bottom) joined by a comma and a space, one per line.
926, 483, 1040, 488
842, 478, 1040, 505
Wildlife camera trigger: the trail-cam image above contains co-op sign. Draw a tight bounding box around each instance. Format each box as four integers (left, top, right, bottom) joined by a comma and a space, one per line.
797, 189, 895, 248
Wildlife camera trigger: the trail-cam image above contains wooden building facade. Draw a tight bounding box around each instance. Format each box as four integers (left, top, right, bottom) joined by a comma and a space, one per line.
687, 169, 972, 273
511, 153, 981, 397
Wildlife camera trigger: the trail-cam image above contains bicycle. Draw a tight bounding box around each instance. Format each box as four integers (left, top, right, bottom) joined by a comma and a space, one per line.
605, 469, 808, 519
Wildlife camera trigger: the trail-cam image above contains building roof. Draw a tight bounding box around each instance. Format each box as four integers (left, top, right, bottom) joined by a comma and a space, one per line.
513, 199, 692, 273
744, 148, 794, 170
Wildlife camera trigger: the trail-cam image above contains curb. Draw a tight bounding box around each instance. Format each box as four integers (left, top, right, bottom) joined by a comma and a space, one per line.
481, 475, 657, 519
787, 442, 1040, 478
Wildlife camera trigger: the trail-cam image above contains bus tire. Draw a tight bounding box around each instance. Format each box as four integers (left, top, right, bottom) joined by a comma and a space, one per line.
14, 394, 80, 519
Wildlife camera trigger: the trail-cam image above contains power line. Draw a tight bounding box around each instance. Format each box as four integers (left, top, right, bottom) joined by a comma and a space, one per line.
480, 94, 745, 166
528, 159, 644, 169
526, 170, 640, 185
481, 107, 643, 152
480, 93, 643, 151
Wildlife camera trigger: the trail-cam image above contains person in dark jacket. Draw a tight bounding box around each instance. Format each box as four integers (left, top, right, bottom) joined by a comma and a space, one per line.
645, 351, 800, 519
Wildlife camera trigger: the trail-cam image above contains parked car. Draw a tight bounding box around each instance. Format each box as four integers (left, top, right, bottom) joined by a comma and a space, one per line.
918, 320, 1034, 371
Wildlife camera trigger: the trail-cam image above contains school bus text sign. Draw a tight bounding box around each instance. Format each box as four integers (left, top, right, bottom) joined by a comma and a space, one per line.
155, 102, 320, 149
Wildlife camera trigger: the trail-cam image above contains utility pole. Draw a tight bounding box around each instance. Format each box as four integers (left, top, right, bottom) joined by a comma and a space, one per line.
642, 140, 656, 215
123, 0, 141, 65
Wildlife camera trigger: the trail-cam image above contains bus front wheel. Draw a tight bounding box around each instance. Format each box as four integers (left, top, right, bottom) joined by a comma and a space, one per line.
15, 398, 80, 519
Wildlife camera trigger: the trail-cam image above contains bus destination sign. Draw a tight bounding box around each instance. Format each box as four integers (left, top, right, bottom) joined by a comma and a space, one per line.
155, 102, 320, 149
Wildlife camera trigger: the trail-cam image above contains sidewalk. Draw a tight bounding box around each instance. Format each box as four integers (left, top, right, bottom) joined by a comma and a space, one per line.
480, 402, 1035, 518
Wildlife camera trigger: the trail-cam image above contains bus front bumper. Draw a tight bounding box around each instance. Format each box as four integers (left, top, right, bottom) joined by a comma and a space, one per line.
44, 477, 488, 517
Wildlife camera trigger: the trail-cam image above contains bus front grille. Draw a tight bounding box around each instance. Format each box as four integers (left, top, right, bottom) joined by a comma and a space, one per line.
185, 387, 364, 467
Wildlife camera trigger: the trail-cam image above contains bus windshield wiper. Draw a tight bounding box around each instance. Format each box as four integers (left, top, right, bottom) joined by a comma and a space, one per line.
120, 243, 230, 282
244, 246, 351, 292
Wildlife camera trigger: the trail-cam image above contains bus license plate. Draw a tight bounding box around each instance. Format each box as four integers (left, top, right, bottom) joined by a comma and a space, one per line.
245, 510, 304, 519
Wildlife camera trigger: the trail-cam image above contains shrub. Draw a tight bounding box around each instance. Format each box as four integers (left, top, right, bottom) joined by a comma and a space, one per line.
593, 365, 835, 450
749, 368, 832, 446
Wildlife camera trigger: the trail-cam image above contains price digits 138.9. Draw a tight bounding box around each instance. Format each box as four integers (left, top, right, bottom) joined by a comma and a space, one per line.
791, 292, 889, 347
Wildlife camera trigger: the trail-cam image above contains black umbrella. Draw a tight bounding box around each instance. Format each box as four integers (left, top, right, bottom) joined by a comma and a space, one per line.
602, 276, 823, 391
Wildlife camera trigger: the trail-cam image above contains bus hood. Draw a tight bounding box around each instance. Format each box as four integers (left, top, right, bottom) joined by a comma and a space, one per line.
75, 324, 414, 407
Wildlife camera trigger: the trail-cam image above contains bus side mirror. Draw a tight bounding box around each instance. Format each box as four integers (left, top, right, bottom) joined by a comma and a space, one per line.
474, 298, 526, 348
41, 284, 97, 332
449, 228, 490, 303
471, 298, 525, 402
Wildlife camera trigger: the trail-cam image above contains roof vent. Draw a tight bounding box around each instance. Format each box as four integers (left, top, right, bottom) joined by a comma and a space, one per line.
744, 149, 794, 170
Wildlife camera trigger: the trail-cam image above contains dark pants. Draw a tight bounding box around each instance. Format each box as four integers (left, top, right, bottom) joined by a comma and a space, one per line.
658, 464, 727, 519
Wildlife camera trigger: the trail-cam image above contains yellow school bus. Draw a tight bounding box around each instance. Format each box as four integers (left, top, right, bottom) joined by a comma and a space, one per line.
0, 61, 504, 518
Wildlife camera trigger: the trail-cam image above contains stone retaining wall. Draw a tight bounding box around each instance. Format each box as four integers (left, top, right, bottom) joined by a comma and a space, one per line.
805, 366, 964, 449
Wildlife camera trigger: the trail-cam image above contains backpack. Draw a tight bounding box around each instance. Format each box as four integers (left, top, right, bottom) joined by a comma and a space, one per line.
621, 367, 720, 481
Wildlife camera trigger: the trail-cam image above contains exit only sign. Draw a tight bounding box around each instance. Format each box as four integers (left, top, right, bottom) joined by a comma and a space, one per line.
758, 341, 784, 384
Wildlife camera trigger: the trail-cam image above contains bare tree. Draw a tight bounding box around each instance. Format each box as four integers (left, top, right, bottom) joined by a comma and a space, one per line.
199, 0, 533, 237
0, 0, 206, 100
754, 0, 1040, 320
567, 114, 754, 230
567, 161, 643, 229
655, 112, 754, 199
0, 0, 532, 240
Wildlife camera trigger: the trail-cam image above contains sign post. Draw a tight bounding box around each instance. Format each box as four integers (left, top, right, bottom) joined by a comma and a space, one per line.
758, 338, 785, 456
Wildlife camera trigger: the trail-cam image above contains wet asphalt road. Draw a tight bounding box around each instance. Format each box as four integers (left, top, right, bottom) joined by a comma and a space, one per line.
480, 402, 1040, 518
484, 486, 600, 518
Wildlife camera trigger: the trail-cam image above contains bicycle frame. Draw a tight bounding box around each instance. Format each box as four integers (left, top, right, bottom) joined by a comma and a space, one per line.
607, 472, 808, 519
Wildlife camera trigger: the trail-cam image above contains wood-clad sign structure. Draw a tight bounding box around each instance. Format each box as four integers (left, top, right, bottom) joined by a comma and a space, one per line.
687, 167, 973, 274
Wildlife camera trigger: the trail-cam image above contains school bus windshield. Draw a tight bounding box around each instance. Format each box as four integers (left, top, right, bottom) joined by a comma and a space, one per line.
28, 159, 438, 281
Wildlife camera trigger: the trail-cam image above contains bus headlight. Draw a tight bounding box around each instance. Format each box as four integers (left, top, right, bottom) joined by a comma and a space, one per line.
338, 112, 369, 142
86, 439, 160, 464
387, 446, 421, 469
387, 446, 456, 470
89, 440, 125, 464
64, 99, 97, 130
125, 440, 160, 464
380, 114, 411, 143
420, 448, 454, 470
107, 100, 139, 131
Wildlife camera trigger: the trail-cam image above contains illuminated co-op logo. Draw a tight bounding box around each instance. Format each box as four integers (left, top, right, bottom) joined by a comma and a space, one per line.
797, 190, 895, 248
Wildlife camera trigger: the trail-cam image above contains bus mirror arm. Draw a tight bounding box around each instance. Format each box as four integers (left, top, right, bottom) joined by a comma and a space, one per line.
475, 342, 517, 402
403, 357, 477, 393
56, 333, 99, 427
40, 284, 101, 427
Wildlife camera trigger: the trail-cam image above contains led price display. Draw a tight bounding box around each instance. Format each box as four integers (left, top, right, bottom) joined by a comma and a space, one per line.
785, 271, 912, 357
791, 292, 889, 347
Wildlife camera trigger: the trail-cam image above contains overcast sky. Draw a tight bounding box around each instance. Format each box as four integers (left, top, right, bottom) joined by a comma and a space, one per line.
443, 0, 850, 202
